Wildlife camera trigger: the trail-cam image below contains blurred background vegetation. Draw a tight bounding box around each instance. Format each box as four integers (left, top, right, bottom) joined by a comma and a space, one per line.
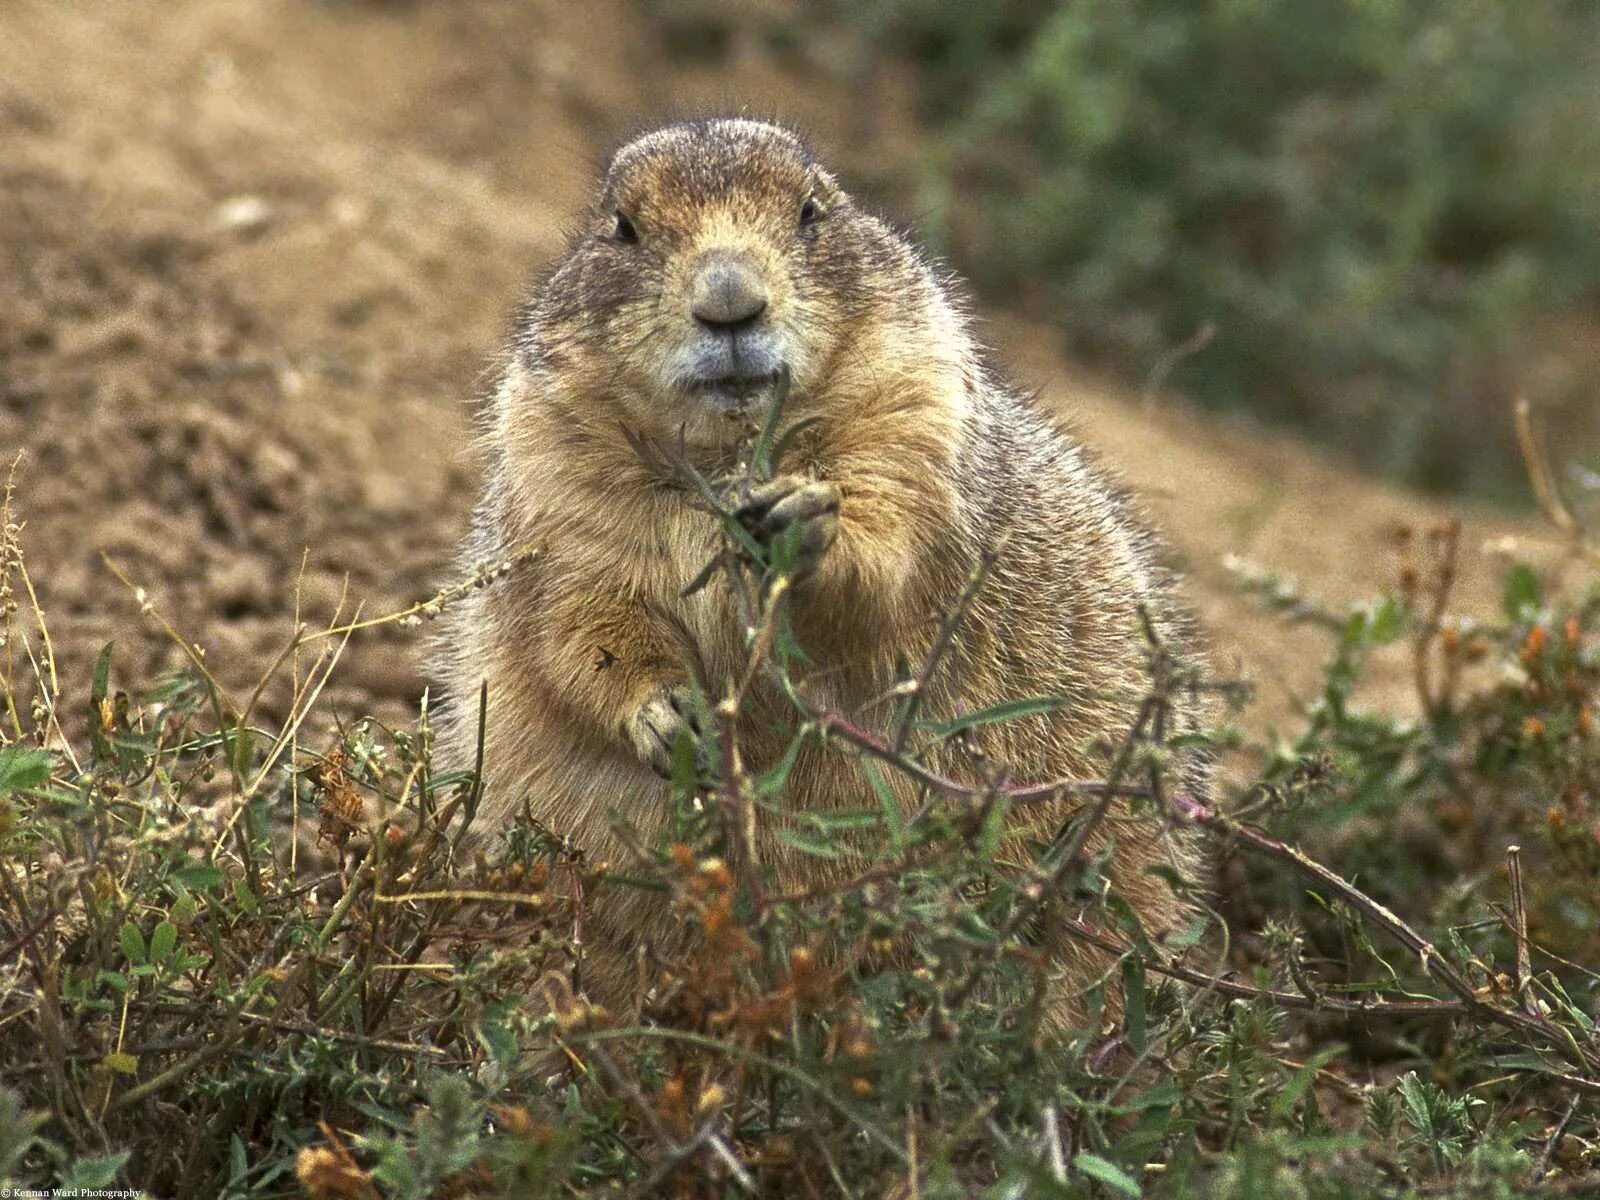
660, 0, 1600, 501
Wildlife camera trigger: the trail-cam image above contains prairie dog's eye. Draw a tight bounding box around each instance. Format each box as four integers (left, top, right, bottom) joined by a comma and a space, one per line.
798, 197, 822, 230
613, 210, 639, 243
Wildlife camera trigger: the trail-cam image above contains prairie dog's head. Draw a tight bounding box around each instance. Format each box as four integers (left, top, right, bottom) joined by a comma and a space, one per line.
530, 119, 887, 443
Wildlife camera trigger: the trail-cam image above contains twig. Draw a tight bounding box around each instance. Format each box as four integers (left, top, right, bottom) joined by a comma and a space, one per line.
1054, 915, 1466, 1017
1172, 792, 1600, 1081
298, 545, 541, 643
1516, 397, 1599, 567
889, 544, 1000, 754
945, 694, 1159, 1011
572, 1026, 909, 1164
812, 711, 1149, 808
705, 1130, 757, 1193
1507, 845, 1534, 1015
715, 696, 765, 918
1537, 1092, 1586, 1185
1142, 321, 1216, 412
105, 1017, 248, 1114
1409, 519, 1460, 719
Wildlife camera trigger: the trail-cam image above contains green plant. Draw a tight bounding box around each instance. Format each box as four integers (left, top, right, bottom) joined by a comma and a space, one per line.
2, 416, 1597, 1196
834, 0, 1600, 497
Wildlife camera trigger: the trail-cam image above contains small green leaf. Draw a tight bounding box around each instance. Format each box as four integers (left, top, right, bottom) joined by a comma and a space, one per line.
768, 524, 803, 575
1165, 916, 1209, 949
802, 808, 879, 831
149, 919, 177, 964
0, 747, 52, 796
231, 878, 259, 915
925, 695, 1062, 739
976, 794, 1010, 860
1536, 976, 1595, 1035
119, 922, 147, 965
1396, 1071, 1432, 1136
58, 1150, 131, 1190
1503, 564, 1542, 621
224, 723, 255, 776
91, 641, 115, 704
776, 829, 842, 859
96, 970, 130, 994
172, 864, 225, 892
670, 729, 699, 799
1365, 597, 1404, 644
756, 732, 806, 799
863, 761, 907, 855
474, 1003, 520, 1069
1340, 608, 1369, 646
1271, 1044, 1346, 1121
748, 363, 794, 479
1121, 957, 1147, 1055
1073, 1152, 1141, 1197
101, 1051, 139, 1076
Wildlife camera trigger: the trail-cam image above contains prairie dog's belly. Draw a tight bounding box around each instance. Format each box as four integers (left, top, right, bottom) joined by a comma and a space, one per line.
514, 726, 670, 850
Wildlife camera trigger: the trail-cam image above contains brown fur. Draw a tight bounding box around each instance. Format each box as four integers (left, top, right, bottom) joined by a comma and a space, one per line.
433, 118, 1210, 1024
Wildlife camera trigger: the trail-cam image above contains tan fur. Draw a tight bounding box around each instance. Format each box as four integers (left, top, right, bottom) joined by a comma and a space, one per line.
433, 119, 1210, 1025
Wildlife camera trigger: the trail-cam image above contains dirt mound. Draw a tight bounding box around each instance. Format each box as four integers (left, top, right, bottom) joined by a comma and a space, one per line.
0, 0, 1564, 741
0, 160, 452, 724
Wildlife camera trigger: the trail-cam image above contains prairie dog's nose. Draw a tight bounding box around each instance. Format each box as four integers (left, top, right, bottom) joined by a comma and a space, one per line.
689, 252, 768, 331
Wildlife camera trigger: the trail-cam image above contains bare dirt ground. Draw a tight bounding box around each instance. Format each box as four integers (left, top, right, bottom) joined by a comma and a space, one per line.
0, 0, 1563, 741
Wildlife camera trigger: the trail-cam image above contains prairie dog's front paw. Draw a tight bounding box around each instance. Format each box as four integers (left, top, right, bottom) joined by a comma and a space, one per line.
736, 475, 840, 579
626, 684, 699, 779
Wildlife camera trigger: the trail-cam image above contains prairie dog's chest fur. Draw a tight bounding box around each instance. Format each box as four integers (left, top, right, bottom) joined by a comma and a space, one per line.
510, 426, 741, 670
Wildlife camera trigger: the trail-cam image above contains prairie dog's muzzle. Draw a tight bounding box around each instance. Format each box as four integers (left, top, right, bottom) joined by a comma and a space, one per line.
689, 250, 769, 332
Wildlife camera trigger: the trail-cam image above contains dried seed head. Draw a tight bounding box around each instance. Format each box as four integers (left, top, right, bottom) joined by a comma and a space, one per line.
295, 1143, 374, 1200
698, 857, 733, 888
1521, 626, 1547, 664
695, 1083, 728, 1115
488, 1104, 539, 1139
1578, 704, 1594, 739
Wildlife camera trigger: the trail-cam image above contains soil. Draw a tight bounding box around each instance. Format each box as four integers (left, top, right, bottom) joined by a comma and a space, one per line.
0, 0, 1570, 745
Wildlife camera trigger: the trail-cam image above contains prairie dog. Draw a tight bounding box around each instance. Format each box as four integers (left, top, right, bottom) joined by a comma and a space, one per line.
433, 118, 1209, 1019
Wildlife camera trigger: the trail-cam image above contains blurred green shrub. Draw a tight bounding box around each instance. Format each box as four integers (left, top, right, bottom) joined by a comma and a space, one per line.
844, 0, 1600, 496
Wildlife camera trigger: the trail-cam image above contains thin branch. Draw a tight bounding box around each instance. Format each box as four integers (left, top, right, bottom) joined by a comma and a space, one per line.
1516, 396, 1599, 567
889, 543, 1000, 754
812, 711, 1149, 808
1172, 792, 1600, 1081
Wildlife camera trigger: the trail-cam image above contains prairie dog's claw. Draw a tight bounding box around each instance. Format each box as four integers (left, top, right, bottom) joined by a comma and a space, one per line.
627, 684, 701, 779
736, 475, 840, 578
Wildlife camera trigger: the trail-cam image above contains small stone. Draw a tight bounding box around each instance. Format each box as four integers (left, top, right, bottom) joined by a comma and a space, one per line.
215, 195, 272, 237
